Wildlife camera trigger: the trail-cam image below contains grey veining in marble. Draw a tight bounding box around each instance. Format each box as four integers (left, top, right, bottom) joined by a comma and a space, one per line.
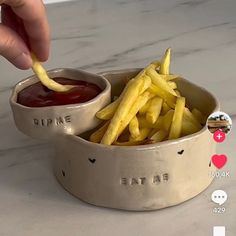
0, 0, 236, 235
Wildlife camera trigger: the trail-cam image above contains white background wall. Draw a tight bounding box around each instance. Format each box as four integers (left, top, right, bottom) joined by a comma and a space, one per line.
43, 0, 72, 4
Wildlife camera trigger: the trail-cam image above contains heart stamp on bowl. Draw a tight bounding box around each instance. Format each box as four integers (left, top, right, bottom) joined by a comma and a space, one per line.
211, 154, 227, 169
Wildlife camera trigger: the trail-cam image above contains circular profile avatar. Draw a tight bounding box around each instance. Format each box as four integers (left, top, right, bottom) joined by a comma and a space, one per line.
207, 111, 232, 134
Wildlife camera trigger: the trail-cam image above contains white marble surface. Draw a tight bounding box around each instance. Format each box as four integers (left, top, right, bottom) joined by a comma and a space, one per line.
0, 0, 236, 235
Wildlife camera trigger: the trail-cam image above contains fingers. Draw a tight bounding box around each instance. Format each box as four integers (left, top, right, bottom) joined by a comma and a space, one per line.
2, 0, 50, 61
0, 24, 32, 69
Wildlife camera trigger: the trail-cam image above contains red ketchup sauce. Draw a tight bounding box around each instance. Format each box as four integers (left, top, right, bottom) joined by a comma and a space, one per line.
17, 77, 102, 107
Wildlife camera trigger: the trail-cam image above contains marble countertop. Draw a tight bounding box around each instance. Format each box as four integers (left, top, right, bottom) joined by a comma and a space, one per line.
0, 0, 235, 235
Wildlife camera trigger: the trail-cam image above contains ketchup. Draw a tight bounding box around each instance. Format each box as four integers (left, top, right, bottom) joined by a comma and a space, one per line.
17, 77, 102, 107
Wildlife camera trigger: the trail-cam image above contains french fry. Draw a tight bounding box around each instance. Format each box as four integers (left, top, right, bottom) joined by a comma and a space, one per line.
146, 97, 163, 124
96, 98, 120, 120
163, 74, 179, 81
153, 116, 164, 129
31, 54, 73, 92
148, 84, 176, 108
150, 130, 168, 142
130, 128, 151, 141
160, 48, 171, 75
138, 116, 155, 129
168, 81, 177, 89
168, 97, 186, 140
90, 121, 109, 143
139, 99, 152, 115
129, 116, 140, 138
161, 102, 171, 115
146, 67, 177, 96
192, 108, 206, 125
184, 108, 202, 130
161, 110, 174, 131
175, 90, 181, 97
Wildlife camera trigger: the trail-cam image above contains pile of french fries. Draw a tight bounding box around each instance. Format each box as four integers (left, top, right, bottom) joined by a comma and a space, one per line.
90, 48, 206, 146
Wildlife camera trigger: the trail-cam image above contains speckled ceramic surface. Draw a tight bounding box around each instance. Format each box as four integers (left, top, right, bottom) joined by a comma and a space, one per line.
53, 69, 219, 211
10, 68, 111, 140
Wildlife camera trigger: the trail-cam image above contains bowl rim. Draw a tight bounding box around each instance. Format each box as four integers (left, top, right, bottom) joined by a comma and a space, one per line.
10, 68, 111, 110
58, 67, 220, 150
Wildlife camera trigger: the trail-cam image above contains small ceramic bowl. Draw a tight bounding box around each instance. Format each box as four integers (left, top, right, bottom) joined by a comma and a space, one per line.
10, 68, 111, 140
53, 68, 219, 211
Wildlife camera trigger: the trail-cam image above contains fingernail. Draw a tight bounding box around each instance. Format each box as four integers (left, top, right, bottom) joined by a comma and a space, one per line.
12, 52, 33, 69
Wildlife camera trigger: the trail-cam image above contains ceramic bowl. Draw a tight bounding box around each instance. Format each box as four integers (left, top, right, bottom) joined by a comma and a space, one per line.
53, 68, 219, 211
10, 68, 111, 140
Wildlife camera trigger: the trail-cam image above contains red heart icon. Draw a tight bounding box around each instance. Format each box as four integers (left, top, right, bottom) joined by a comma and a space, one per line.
211, 154, 227, 169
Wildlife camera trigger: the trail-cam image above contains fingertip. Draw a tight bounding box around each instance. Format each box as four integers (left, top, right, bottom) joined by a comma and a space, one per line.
11, 52, 33, 70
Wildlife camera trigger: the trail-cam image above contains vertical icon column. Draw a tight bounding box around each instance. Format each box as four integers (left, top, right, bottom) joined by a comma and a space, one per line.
207, 111, 232, 236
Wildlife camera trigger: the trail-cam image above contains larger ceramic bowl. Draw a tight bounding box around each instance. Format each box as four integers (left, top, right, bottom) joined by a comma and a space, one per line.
53, 68, 219, 211
10, 68, 111, 140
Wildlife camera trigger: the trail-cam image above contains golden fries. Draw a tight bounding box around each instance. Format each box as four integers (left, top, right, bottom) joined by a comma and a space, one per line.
90, 48, 204, 146
31, 54, 73, 92
168, 97, 186, 140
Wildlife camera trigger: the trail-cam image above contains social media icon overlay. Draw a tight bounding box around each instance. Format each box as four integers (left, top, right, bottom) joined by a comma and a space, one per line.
211, 190, 227, 206
211, 154, 227, 169
213, 130, 226, 143
213, 226, 225, 236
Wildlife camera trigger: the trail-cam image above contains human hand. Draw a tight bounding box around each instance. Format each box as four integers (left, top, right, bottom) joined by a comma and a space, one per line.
0, 0, 50, 69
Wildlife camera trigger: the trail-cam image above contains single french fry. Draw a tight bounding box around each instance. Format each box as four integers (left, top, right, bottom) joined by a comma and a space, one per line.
31, 54, 73, 92
138, 116, 155, 128
96, 98, 120, 120
160, 48, 171, 75
129, 116, 140, 139
150, 130, 168, 142
175, 90, 181, 97
182, 117, 201, 135
148, 84, 176, 108
161, 102, 171, 115
139, 99, 152, 115
192, 108, 206, 125
161, 109, 174, 131
146, 67, 177, 96
184, 108, 202, 130
168, 97, 186, 140
90, 121, 109, 143
168, 81, 177, 89
153, 116, 164, 129
130, 128, 151, 141
163, 74, 179, 81
146, 97, 163, 124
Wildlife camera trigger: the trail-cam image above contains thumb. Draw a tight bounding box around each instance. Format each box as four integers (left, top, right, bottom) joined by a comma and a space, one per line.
0, 24, 32, 69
